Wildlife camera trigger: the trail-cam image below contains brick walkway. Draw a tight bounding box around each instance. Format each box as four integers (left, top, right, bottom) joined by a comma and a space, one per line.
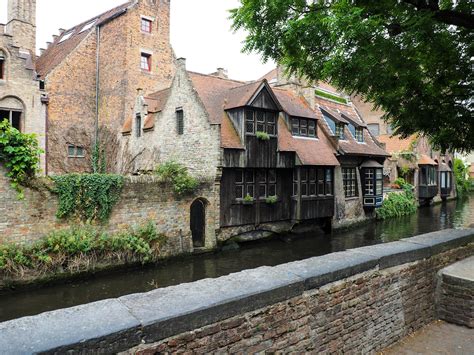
382, 320, 474, 355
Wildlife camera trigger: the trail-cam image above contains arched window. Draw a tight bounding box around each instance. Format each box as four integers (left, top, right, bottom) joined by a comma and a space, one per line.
0, 96, 24, 131
0, 50, 5, 80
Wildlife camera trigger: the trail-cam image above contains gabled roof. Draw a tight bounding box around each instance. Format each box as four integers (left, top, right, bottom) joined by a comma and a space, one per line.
221, 113, 244, 150
146, 88, 171, 113
36, 1, 132, 78
418, 154, 438, 166
273, 89, 317, 119
278, 118, 340, 166
224, 81, 267, 110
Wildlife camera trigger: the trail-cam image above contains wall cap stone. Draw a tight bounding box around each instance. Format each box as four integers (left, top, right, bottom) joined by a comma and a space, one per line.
0, 228, 472, 353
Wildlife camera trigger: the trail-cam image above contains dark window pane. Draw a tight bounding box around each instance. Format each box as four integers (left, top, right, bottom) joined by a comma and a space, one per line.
256, 123, 265, 132
309, 168, 316, 182
309, 183, 316, 196
246, 121, 254, 134
266, 112, 276, 124
235, 170, 244, 183
301, 183, 308, 196
256, 111, 265, 122
176, 110, 184, 135
268, 169, 276, 183
293, 183, 298, 196
76, 147, 84, 157
68, 145, 75, 157
246, 185, 254, 198
267, 124, 275, 135
245, 170, 254, 183
235, 185, 244, 199
259, 184, 267, 198
259, 170, 267, 183
292, 119, 299, 135
268, 184, 276, 197
245, 110, 254, 122
301, 169, 308, 182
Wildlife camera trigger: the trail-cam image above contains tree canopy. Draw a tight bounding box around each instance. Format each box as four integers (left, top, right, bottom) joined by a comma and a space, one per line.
231, 0, 474, 152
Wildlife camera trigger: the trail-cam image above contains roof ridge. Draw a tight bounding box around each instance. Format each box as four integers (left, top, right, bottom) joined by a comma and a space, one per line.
187, 70, 247, 85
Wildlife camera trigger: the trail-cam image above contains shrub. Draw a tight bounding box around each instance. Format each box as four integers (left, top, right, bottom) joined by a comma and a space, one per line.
0, 221, 166, 277
52, 174, 124, 222
453, 158, 470, 197
155, 161, 199, 197
0, 120, 43, 198
376, 184, 417, 220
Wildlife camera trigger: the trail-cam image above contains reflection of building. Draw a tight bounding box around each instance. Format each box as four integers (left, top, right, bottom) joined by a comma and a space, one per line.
352, 97, 456, 204
0, 0, 47, 171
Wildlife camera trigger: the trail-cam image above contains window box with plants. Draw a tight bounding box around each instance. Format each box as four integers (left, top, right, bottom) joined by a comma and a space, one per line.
265, 195, 278, 205
241, 194, 255, 205
255, 131, 270, 141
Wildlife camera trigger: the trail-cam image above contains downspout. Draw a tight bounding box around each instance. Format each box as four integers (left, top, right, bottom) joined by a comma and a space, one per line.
94, 25, 100, 152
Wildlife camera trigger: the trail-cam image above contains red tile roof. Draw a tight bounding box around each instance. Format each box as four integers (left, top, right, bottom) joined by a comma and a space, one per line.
221, 114, 244, 149
224, 81, 265, 110
273, 89, 317, 119
36, 1, 132, 78
418, 154, 438, 166
278, 118, 340, 166
122, 116, 132, 135
145, 88, 171, 113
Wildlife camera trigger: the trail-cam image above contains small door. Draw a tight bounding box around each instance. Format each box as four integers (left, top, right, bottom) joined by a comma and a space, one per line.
190, 199, 206, 248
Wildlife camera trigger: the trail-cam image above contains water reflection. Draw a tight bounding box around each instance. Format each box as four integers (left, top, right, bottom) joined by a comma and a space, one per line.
0, 196, 472, 322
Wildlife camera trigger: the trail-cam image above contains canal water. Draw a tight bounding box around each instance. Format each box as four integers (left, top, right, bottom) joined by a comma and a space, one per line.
0, 196, 473, 322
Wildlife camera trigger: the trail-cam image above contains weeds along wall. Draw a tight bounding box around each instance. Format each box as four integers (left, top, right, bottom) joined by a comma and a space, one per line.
0, 166, 218, 256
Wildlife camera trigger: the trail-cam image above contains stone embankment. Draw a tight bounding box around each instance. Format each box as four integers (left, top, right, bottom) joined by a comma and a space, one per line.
0, 229, 472, 354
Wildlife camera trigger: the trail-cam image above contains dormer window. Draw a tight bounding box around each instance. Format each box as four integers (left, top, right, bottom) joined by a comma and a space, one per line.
335, 123, 345, 140
141, 18, 152, 33
355, 127, 364, 142
291, 118, 317, 138
0, 51, 5, 80
245, 109, 277, 136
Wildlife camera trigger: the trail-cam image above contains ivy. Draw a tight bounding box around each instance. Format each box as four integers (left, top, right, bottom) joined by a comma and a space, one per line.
314, 89, 348, 104
155, 161, 199, 197
52, 174, 124, 222
0, 120, 43, 198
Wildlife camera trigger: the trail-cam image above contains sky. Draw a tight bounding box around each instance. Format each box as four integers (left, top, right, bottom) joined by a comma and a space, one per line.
0, 0, 275, 81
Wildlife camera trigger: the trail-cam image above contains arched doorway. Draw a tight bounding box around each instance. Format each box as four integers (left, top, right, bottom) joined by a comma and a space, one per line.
190, 199, 206, 248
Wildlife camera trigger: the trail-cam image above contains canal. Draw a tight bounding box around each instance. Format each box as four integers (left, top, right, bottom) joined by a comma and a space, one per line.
0, 196, 473, 322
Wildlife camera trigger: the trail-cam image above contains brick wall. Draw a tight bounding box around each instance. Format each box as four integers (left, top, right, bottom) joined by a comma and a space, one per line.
0, 229, 472, 353
0, 166, 218, 251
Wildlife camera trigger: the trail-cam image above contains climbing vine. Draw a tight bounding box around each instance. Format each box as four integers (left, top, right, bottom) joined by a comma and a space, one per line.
52, 173, 124, 222
0, 120, 43, 198
155, 161, 199, 197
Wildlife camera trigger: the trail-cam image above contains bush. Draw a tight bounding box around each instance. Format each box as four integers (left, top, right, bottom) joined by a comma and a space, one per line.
376, 184, 417, 220
155, 161, 199, 197
453, 158, 470, 197
52, 174, 124, 222
0, 120, 43, 198
0, 221, 166, 277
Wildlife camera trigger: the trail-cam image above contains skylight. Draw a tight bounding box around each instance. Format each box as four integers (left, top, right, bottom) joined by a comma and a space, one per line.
58, 31, 73, 43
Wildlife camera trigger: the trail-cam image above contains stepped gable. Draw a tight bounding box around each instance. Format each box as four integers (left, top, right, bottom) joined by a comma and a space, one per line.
36, 1, 132, 78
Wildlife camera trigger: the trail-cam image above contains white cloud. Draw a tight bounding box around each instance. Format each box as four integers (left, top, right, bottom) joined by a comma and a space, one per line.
0, 0, 275, 81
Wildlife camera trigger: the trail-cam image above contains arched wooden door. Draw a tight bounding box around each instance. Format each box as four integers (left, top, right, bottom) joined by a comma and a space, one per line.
190, 199, 206, 247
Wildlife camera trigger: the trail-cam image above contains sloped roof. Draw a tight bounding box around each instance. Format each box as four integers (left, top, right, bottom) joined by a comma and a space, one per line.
36, 1, 132, 78
221, 113, 244, 149
273, 89, 317, 119
377, 134, 416, 153
224, 81, 267, 110
278, 118, 340, 166
259, 68, 278, 82
122, 116, 132, 135
145, 88, 171, 113
188, 71, 245, 124
418, 154, 438, 166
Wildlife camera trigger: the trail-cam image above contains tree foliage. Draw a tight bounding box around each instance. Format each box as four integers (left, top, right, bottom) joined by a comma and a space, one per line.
231, 0, 474, 151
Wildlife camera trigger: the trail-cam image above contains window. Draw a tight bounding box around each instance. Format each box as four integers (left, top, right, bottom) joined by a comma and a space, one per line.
0, 110, 21, 131
368, 123, 380, 137
291, 118, 317, 138
342, 167, 358, 198
67, 145, 85, 158
140, 52, 152, 71
58, 31, 73, 43
0, 51, 5, 80
79, 20, 96, 33
355, 127, 364, 142
335, 123, 345, 139
176, 109, 184, 135
136, 113, 142, 137
363, 168, 383, 196
245, 109, 277, 136
440, 171, 451, 189
141, 18, 152, 33
420, 166, 437, 186
293, 167, 333, 197
235, 169, 277, 200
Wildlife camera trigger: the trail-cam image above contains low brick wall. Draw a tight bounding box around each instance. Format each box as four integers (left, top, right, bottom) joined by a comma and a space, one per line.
0, 167, 218, 255
0, 229, 472, 354
437, 256, 473, 328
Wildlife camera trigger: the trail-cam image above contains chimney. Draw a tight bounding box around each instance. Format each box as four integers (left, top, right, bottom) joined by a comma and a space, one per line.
46, 41, 52, 48
177, 57, 186, 70
137, 88, 143, 96
52, 35, 58, 42
59, 28, 66, 34
39, 48, 46, 55
216, 68, 228, 79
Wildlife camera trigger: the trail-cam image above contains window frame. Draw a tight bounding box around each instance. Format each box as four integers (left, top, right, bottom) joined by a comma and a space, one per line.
176, 108, 184, 135
291, 117, 317, 138
244, 108, 278, 137
136, 113, 142, 138
355, 127, 364, 143
235, 169, 277, 201
141, 18, 152, 33
67, 144, 85, 158
335, 123, 345, 140
342, 167, 358, 198
140, 52, 152, 72
293, 167, 334, 197
363, 168, 383, 196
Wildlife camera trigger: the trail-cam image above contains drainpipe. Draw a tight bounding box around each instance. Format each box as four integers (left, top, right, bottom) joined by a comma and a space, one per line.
94, 25, 100, 152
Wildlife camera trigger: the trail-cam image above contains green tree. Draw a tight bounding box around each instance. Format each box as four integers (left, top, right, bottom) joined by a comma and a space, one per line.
231, 0, 474, 152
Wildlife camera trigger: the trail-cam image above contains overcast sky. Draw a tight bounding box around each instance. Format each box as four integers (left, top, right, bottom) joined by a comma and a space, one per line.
0, 0, 275, 81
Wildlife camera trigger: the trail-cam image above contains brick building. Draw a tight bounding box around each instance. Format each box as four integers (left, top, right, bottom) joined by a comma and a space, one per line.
36, 0, 174, 174
0, 0, 47, 171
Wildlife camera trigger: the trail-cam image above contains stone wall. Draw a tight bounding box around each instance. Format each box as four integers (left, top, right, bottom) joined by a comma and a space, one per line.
0, 166, 218, 251
0, 229, 472, 353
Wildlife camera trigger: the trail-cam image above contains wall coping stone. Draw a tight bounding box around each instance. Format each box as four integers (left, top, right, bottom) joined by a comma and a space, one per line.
440, 255, 474, 283
0, 228, 472, 354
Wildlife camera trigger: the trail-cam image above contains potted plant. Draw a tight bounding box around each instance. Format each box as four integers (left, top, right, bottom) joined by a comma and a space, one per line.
255, 131, 270, 141
242, 193, 254, 205
265, 195, 278, 204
